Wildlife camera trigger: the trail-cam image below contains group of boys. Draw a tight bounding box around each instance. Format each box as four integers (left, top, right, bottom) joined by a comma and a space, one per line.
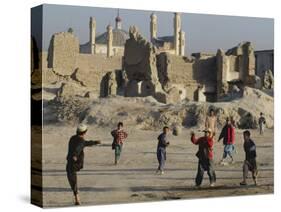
156, 108, 262, 189
66, 110, 265, 205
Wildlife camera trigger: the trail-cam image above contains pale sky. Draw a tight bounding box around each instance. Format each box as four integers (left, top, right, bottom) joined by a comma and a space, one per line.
38, 4, 274, 55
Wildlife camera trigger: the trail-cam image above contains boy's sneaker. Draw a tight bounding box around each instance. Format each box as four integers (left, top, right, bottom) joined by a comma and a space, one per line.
220, 161, 228, 166
160, 170, 164, 175
210, 183, 215, 187
74, 195, 81, 205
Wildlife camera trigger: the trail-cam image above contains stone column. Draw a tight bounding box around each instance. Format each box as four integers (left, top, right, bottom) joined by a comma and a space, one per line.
150, 13, 157, 42
174, 13, 181, 56
89, 17, 96, 54
179, 30, 185, 56
107, 25, 113, 57
216, 48, 229, 100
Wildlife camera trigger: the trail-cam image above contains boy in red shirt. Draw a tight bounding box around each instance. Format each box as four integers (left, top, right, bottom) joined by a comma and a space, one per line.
191, 128, 216, 187
218, 117, 235, 165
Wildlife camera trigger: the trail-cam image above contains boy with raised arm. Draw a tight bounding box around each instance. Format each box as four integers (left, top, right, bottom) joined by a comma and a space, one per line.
191, 128, 216, 187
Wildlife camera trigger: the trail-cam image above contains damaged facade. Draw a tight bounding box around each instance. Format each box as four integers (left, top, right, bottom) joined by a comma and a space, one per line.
32, 11, 273, 104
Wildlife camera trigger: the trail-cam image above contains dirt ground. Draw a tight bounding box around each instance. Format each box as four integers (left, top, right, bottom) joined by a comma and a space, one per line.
32, 125, 274, 207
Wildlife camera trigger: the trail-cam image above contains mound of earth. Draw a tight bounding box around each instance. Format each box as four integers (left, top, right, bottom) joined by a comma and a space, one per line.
43, 86, 273, 130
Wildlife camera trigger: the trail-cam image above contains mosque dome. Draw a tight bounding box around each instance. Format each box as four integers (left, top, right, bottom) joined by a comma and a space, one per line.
95, 29, 129, 46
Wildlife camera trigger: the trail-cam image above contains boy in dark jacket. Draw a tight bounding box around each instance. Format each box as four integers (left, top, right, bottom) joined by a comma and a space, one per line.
218, 117, 235, 165
111, 122, 128, 165
156, 126, 170, 175
66, 124, 101, 205
240, 130, 258, 186
191, 128, 216, 187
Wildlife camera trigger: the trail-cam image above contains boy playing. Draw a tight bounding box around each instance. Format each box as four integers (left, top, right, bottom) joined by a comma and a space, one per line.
66, 124, 101, 205
205, 108, 217, 138
156, 126, 170, 175
111, 122, 128, 165
240, 130, 258, 186
258, 112, 266, 135
191, 128, 216, 187
218, 117, 235, 165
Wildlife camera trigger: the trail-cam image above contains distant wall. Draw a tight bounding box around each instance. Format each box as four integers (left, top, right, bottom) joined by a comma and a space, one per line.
157, 53, 217, 101
74, 54, 122, 95
46, 31, 123, 96
255, 50, 274, 79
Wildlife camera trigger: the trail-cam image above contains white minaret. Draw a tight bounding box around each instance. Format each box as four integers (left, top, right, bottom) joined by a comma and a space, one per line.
150, 13, 157, 42
115, 9, 122, 30
107, 25, 113, 57
174, 12, 181, 56
179, 30, 185, 56
89, 17, 96, 54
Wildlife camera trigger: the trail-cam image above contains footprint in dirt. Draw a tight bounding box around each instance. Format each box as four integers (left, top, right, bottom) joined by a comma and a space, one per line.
163, 196, 181, 200
131, 193, 157, 199
131, 193, 139, 197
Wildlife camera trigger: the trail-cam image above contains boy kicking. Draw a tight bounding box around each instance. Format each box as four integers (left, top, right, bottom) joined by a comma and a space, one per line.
66, 124, 101, 205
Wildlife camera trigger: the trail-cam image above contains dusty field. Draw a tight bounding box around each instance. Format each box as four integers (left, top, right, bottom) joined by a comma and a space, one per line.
32, 125, 273, 207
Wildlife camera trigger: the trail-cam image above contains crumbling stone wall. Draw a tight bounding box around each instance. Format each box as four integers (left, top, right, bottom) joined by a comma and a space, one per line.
46, 31, 123, 97
124, 26, 158, 82
123, 26, 163, 98
156, 52, 217, 102
74, 54, 122, 95
48, 32, 79, 75
216, 42, 256, 99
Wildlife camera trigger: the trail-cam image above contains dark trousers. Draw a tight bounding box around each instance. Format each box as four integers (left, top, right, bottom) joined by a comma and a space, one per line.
243, 159, 258, 180
115, 144, 123, 162
157, 148, 166, 171
66, 163, 78, 195
195, 159, 216, 186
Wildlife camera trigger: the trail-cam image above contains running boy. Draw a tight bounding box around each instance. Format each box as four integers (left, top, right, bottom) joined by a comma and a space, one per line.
111, 122, 128, 165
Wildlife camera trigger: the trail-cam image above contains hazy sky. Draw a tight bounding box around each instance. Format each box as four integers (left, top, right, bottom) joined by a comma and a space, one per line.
41, 4, 274, 54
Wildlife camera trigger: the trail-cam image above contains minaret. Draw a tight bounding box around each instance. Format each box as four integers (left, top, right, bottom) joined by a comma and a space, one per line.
174, 12, 181, 56
107, 24, 113, 57
89, 17, 96, 54
150, 13, 157, 42
179, 30, 185, 56
115, 9, 122, 29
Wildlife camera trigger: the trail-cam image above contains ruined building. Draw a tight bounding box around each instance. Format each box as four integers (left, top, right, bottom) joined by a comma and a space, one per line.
32, 11, 271, 104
